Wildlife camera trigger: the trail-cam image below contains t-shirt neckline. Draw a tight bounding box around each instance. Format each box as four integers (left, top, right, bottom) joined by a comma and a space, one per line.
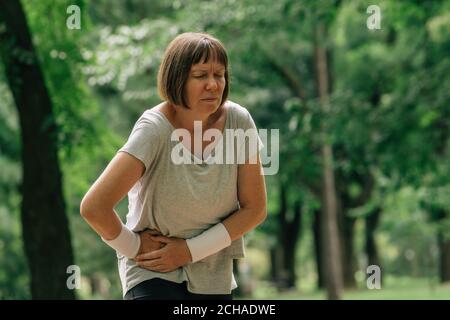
152, 104, 230, 164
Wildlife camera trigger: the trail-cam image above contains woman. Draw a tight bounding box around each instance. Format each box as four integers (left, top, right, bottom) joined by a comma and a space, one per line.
80, 32, 267, 300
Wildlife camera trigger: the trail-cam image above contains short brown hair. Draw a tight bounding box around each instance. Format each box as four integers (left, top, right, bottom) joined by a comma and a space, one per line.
157, 32, 229, 108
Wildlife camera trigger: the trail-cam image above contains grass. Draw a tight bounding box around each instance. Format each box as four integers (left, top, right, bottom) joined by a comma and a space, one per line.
240, 276, 450, 300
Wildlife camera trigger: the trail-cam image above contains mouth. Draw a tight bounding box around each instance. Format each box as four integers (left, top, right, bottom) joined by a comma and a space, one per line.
201, 97, 218, 101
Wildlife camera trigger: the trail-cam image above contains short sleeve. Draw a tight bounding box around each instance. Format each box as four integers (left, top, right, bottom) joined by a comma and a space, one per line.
118, 115, 161, 170
237, 108, 264, 164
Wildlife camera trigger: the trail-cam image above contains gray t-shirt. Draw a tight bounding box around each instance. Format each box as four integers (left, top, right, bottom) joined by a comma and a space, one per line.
117, 100, 263, 296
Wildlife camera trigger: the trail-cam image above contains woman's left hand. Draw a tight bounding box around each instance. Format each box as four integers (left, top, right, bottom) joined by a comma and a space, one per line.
134, 235, 192, 273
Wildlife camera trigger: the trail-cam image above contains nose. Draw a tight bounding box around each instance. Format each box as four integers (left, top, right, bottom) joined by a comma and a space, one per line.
205, 76, 218, 90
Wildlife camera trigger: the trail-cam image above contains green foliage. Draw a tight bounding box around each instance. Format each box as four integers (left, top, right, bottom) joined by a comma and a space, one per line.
22, 0, 103, 157
0, 75, 28, 299
0, 205, 30, 299
1, 0, 450, 299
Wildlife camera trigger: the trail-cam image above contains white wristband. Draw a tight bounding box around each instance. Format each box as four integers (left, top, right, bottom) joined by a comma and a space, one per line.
102, 223, 141, 259
186, 223, 232, 263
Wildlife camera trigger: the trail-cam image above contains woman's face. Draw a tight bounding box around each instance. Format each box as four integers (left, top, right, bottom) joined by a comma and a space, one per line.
185, 60, 226, 114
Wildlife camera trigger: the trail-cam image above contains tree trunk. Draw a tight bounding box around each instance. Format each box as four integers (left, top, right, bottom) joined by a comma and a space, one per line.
338, 172, 375, 288
272, 182, 302, 290
437, 210, 450, 283
365, 207, 381, 268
315, 23, 343, 300
282, 200, 302, 288
313, 208, 325, 289
438, 234, 450, 283
270, 182, 288, 288
270, 246, 282, 285
340, 210, 357, 288
426, 207, 450, 283
0, 0, 76, 299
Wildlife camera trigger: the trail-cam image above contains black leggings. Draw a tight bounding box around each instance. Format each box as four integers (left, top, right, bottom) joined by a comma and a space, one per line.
124, 278, 233, 300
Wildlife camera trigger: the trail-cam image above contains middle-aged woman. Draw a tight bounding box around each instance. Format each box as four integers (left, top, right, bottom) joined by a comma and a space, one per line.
80, 32, 267, 300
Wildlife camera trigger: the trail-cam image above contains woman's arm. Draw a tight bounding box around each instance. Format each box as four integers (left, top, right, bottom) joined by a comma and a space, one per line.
135, 154, 267, 271
223, 154, 267, 240
80, 152, 162, 258
80, 152, 144, 240
183, 154, 267, 262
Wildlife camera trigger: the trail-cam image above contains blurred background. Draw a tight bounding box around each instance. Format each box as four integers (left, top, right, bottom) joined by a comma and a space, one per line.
0, 0, 449, 300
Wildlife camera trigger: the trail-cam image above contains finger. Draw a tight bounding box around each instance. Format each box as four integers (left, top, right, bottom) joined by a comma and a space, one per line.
139, 263, 167, 273
137, 258, 163, 269
135, 249, 163, 261
150, 235, 171, 244
155, 266, 173, 273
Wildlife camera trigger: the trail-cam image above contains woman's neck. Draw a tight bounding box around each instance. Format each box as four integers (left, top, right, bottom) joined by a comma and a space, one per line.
168, 103, 224, 134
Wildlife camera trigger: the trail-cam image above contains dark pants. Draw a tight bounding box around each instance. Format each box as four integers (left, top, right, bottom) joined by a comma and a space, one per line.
124, 278, 234, 300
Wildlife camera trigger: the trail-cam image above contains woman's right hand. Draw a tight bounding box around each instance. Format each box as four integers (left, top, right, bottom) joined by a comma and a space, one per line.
136, 229, 165, 257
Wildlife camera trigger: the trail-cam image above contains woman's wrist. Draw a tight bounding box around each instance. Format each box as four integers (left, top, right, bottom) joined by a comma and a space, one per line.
102, 222, 141, 259
185, 223, 231, 263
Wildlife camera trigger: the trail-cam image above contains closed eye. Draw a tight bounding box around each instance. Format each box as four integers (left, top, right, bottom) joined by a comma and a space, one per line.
192, 73, 224, 79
